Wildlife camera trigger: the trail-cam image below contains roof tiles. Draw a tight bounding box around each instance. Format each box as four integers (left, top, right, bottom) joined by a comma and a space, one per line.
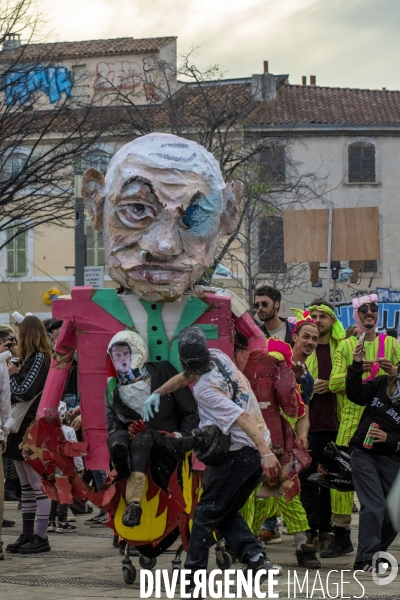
246, 84, 400, 126
0, 37, 176, 62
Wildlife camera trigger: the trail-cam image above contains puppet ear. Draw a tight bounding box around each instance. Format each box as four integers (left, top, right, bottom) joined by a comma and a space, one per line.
220, 180, 243, 236
81, 168, 105, 230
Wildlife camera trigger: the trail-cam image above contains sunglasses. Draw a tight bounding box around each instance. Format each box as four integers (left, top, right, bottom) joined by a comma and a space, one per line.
358, 304, 379, 314
253, 301, 270, 310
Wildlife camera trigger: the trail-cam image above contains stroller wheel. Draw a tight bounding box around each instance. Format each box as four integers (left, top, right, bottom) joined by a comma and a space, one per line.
216, 551, 233, 570
139, 556, 157, 570
122, 561, 136, 585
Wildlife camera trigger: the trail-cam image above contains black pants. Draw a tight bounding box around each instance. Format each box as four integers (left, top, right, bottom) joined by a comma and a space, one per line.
108, 428, 194, 491
351, 448, 399, 563
299, 430, 337, 534
50, 500, 68, 523
185, 446, 264, 574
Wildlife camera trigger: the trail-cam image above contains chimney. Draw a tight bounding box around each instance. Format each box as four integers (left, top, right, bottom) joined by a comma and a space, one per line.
302, 76, 307, 85
2, 33, 21, 50
310, 75, 316, 86
263, 61, 269, 73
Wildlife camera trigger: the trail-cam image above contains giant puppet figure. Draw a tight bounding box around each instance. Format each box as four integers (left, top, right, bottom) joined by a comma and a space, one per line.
23, 134, 302, 531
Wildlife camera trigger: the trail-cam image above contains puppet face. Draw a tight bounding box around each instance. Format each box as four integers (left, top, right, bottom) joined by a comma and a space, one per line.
110, 344, 132, 375
108, 331, 148, 378
83, 134, 242, 302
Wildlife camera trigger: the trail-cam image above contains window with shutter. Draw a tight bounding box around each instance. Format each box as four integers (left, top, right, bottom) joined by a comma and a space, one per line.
6, 226, 28, 276
76, 150, 110, 175
363, 260, 378, 273
259, 216, 286, 273
86, 225, 105, 266
348, 142, 376, 182
259, 145, 285, 183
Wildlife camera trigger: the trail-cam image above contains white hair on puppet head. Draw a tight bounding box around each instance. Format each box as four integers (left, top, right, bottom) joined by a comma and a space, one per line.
105, 133, 226, 195
108, 330, 148, 371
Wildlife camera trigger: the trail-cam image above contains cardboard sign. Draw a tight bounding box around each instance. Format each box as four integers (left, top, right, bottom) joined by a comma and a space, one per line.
84, 266, 104, 289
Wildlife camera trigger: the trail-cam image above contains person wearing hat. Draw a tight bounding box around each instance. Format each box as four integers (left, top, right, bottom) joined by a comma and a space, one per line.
142, 326, 280, 593
46, 320, 63, 347
299, 300, 346, 553
321, 294, 400, 559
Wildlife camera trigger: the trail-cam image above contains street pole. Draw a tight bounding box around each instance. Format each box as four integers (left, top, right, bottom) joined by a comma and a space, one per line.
325, 208, 333, 303
74, 174, 86, 286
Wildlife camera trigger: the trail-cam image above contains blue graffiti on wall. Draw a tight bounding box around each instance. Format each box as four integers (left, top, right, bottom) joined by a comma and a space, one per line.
4, 66, 72, 106
335, 302, 400, 332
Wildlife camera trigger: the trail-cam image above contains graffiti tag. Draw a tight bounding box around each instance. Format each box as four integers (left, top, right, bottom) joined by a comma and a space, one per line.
4, 66, 72, 106
335, 302, 400, 332
94, 61, 141, 90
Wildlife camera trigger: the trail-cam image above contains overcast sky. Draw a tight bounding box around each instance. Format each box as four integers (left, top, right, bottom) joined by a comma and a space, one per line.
41, 0, 399, 90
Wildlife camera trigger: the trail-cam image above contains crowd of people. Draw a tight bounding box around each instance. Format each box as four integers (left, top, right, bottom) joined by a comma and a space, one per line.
1, 286, 399, 587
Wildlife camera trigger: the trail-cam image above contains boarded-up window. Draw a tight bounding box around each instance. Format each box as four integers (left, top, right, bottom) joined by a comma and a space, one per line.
259, 216, 286, 273
86, 225, 105, 266
348, 142, 376, 182
6, 226, 28, 276
259, 145, 285, 183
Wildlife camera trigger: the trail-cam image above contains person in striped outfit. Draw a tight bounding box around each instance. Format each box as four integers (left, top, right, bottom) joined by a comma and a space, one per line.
300, 301, 345, 552
321, 294, 400, 558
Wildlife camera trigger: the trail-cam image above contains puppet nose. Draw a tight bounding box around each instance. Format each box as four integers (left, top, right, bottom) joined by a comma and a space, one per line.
141, 215, 183, 261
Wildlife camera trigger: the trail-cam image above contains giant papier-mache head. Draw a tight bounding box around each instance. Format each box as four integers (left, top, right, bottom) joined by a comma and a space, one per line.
82, 133, 243, 302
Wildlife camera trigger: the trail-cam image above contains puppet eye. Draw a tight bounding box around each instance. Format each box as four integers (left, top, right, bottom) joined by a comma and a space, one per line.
117, 203, 157, 227
181, 196, 212, 229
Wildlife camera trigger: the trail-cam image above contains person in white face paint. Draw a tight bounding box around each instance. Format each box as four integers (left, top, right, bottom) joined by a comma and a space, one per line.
105, 331, 198, 529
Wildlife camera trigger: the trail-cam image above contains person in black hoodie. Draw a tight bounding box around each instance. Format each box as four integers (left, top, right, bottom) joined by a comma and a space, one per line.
346, 341, 400, 572
106, 331, 198, 528
5, 316, 52, 555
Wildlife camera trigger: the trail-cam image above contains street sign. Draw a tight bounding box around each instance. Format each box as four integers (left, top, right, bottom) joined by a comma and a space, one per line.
84, 266, 104, 289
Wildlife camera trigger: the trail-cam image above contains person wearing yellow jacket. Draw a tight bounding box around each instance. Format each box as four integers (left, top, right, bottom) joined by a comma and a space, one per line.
299, 301, 346, 554
321, 294, 400, 559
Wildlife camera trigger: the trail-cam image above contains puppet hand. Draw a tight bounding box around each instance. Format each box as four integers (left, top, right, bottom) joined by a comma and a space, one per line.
142, 393, 160, 421
128, 420, 146, 435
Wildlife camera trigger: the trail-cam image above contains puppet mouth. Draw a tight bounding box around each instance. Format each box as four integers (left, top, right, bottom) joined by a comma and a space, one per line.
128, 267, 190, 284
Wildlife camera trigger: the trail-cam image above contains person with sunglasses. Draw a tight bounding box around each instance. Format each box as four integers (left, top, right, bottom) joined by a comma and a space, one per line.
253, 286, 295, 343
321, 294, 400, 559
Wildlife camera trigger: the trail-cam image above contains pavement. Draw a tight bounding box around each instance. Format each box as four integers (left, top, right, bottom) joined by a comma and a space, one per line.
1, 498, 399, 599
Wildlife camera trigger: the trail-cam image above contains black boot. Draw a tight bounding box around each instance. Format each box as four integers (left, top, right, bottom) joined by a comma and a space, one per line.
320, 526, 353, 558
6, 533, 33, 554
110, 443, 131, 480
296, 543, 321, 569
122, 502, 142, 527
18, 534, 51, 554
2, 519, 16, 528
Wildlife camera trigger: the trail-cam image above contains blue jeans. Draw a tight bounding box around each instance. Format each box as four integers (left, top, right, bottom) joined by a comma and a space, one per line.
91, 470, 107, 516
261, 516, 278, 531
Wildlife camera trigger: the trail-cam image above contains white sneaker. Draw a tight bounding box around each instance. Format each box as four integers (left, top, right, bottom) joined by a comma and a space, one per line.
67, 508, 76, 522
